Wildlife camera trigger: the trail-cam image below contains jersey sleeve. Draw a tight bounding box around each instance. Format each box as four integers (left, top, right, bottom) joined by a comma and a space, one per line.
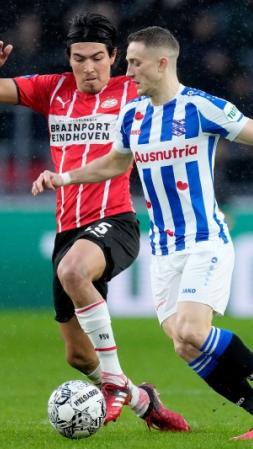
113, 105, 135, 154
197, 93, 249, 141
14, 74, 61, 116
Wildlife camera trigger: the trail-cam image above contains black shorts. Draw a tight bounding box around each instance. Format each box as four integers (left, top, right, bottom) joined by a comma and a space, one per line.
52, 212, 140, 322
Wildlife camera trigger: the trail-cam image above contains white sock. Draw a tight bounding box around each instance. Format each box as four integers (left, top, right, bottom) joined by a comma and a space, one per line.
86, 364, 102, 387
75, 300, 126, 385
128, 379, 150, 416
86, 364, 127, 389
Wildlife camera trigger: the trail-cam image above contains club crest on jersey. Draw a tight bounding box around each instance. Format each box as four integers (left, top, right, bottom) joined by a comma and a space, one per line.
172, 119, 186, 136
100, 98, 118, 109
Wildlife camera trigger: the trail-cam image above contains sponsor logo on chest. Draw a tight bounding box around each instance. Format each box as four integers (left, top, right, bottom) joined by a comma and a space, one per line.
134, 144, 198, 163
49, 113, 117, 146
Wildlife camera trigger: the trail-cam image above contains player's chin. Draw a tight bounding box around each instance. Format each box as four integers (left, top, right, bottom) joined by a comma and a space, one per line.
136, 85, 145, 96
82, 81, 102, 94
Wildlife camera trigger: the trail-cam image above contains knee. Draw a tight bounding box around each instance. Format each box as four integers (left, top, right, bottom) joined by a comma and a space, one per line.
172, 317, 209, 360
175, 316, 207, 347
176, 322, 198, 346
173, 335, 202, 361
161, 317, 196, 360
173, 339, 190, 359
57, 259, 89, 290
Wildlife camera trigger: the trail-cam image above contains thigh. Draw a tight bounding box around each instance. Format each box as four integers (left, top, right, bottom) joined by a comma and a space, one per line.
52, 225, 109, 310
54, 213, 139, 282
78, 214, 140, 281
52, 214, 139, 310
60, 239, 106, 281
96, 214, 140, 280
150, 253, 184, 324
178, 240, 235, 314
53, 267, 108, 321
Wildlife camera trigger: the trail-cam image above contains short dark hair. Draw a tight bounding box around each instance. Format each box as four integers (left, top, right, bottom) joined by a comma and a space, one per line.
66, 13, 117, 56
127, 26, 179, 56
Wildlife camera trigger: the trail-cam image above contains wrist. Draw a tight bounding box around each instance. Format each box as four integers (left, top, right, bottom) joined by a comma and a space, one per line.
60, 172, 72, 186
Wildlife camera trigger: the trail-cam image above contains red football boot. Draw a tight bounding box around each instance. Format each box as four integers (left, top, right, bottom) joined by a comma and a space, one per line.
231, 428, 253, 440
139, 383, 190, 432
102, 383, 131, 424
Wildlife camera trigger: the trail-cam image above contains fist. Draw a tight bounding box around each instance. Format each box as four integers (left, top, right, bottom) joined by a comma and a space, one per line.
31, 170, 63, 196
0, 41, 13, 67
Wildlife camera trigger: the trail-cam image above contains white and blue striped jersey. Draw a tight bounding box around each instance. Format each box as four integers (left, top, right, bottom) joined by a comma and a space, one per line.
114, 84, 249, 256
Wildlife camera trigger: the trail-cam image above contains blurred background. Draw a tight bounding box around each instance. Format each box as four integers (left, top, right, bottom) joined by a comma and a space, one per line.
1, 0, 253, 315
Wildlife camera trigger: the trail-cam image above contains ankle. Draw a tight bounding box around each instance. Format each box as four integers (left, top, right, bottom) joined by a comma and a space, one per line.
101, 372, 128, 387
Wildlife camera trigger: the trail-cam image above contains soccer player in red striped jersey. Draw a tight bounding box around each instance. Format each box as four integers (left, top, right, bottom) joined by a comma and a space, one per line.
0, 13, 189, 431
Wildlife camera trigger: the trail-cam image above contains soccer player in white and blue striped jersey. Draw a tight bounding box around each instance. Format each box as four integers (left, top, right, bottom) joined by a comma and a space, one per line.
33, 25, 253, 440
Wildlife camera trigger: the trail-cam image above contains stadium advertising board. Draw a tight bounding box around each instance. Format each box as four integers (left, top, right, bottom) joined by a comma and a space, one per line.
0, 208, 252, 316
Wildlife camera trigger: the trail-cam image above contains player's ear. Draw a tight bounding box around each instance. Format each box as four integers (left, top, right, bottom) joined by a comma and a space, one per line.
158, 56, 169, 72
110, 48, 117, 65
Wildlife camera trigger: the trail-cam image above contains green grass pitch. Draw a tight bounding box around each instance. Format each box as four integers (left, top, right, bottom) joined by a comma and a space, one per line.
1, 311, 253, 449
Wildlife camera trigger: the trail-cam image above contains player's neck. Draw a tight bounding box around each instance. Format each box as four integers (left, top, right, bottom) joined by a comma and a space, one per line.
151, 76, 180, 106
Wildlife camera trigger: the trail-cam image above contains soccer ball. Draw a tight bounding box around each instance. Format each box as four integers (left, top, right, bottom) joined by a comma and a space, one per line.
48, 380, 106, 439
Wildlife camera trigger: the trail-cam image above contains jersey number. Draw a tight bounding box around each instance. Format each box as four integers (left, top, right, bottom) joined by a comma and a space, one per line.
86, 222, 112, 238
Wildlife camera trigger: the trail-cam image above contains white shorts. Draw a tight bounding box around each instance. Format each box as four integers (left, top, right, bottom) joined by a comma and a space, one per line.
150, 239, 235, 324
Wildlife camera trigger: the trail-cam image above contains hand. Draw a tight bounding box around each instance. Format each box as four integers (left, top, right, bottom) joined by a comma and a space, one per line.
0, 41, 13, 67
31, 170, 63, 196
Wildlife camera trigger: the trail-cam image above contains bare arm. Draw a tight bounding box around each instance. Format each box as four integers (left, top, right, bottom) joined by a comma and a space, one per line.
32, 148, 133, 195
66, 148, 133, 184
0, 41, 19, 104
235, 119, 253, 145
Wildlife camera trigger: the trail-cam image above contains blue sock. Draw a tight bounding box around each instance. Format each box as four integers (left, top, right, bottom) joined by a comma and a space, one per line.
189, 327, 233, 379
189, 328, 253, 411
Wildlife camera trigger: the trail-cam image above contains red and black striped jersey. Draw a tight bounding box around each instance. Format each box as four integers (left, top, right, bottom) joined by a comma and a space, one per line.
15, 73, 137, 232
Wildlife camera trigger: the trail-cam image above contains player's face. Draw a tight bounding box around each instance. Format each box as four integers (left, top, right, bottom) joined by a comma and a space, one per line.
69, 42, 116, 93
126, 42, 162, 97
